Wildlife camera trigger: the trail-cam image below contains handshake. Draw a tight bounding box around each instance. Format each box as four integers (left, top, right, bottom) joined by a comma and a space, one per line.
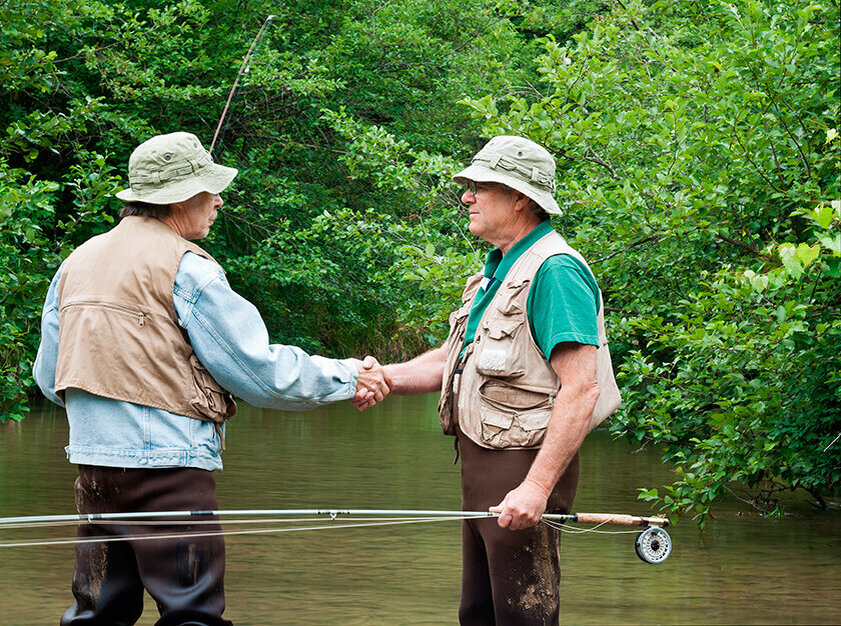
350, 356, 392, 411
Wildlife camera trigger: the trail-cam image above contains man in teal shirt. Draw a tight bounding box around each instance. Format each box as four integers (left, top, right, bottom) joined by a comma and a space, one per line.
461, 219, 601, 362
355, 135, 614, 625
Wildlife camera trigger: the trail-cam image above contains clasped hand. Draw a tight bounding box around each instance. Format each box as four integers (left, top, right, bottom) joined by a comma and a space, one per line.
350, 356, 391, 410
489, 479, 549, 530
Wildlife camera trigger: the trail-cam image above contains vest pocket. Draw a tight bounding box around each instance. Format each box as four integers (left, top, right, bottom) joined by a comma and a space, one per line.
62, 300, 147, 327
474, 318, 526, 377
188, 355, 234, 422
478, 380, 553, 448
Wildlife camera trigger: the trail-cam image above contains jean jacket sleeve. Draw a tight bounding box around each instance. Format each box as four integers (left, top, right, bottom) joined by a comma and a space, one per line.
173, 252, 358, 409
33, 264, 65, 407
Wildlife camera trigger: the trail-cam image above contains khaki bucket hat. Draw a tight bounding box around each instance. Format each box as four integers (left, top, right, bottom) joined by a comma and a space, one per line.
453, 135, 561, 215
115, 132, 238, 205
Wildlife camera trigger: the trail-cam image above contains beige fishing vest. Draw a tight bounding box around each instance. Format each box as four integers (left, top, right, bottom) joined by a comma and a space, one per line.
438, 231, 620, 450
55, 216, 236, 427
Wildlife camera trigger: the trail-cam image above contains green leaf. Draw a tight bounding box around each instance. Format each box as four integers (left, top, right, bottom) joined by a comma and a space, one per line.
819, 235, 841, 256
793, 243, 821, 268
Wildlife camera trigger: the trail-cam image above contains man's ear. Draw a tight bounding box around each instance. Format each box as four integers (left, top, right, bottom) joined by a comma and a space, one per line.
512, 191, 531, 212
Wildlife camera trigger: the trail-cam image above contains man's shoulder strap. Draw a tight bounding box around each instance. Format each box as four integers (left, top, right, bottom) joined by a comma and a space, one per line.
503, 230, 584, 286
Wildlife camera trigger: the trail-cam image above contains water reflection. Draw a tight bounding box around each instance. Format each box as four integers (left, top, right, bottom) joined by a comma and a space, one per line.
1, 397, 838, 624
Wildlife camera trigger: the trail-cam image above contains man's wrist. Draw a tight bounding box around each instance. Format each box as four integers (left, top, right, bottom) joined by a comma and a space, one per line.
522, 476, 552, 500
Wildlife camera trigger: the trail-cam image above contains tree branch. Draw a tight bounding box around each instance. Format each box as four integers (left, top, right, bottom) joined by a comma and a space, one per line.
592, 234, 662, 264
583, 144, 621, 179
715, 233, 774, 260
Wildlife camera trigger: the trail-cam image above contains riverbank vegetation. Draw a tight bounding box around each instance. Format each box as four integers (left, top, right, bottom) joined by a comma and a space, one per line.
1, 0, 838, 525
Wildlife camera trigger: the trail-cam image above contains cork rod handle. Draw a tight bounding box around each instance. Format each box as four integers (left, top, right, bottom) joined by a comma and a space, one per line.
574, 513, 670, 527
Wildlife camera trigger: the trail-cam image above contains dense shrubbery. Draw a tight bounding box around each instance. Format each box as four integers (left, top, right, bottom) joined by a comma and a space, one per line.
1, 0, 838, 524
1, 0, 563, 417
458, 0, 840, 523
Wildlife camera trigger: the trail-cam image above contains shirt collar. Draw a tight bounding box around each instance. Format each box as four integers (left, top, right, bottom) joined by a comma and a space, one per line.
483, 221, 554, 281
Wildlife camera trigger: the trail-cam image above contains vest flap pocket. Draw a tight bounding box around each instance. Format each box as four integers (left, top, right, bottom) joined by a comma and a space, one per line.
189, 354, 235, 422
449, 303, 471, 326
498, 300, 523, 315
518, 406, 553, 431
485, 319, 522, 340
480, 405, 514, 429
480, 380, 549, 409
497, 279, 530, 315
478, 380, 553, 446
476, 319, 526, 376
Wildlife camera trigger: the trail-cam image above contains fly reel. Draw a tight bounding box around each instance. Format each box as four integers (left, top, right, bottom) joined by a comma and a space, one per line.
635, 525, 672, 564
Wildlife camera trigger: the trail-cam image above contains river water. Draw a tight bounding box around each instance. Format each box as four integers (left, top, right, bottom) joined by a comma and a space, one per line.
1, 395, 838, 624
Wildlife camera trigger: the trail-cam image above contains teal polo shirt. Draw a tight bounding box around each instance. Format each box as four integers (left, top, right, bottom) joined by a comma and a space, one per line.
461, 221, 601, 359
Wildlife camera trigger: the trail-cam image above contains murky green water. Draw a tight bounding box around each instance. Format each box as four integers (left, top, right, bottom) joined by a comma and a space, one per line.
1, 395, 839, 624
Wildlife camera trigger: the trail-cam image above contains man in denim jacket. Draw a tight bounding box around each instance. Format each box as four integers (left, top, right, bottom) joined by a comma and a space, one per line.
355, 136, 618, 625
34, 131, 390, 626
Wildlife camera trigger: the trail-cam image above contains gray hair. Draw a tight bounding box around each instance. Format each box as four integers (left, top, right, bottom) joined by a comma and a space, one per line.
119, 202, 171, 219
528, 199, 550, 222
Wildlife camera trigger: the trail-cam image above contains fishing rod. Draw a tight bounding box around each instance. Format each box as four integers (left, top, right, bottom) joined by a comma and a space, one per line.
0, 509, 672, 564
209, 14, 276, 156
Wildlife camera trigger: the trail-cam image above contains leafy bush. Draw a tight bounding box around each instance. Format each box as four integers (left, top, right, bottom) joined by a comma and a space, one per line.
0, 0, 558, 420
460, 0, 840, 524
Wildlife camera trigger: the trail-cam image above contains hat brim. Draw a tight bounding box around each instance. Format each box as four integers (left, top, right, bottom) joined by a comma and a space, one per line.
115, 162, 238, 205
453, 164, 562, 216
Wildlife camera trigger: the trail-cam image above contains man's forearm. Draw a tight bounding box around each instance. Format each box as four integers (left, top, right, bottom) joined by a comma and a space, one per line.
383, 346, 447, 395
491, 342, 600, 530
491, 380, 598, 530
523, 382, 598, 497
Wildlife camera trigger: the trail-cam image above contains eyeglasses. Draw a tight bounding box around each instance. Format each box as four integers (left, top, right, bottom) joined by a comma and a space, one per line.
465, 181, 495, 197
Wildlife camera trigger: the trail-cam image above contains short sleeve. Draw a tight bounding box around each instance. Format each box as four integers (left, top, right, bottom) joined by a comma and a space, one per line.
527, 254, 601, 357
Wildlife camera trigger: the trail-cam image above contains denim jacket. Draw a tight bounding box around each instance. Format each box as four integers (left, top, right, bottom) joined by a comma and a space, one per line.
34, 252, 359, 471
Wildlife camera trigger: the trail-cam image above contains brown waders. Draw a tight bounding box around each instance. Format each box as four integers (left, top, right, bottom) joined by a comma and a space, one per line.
457, 428, 579, 626
61, 465, 232, 626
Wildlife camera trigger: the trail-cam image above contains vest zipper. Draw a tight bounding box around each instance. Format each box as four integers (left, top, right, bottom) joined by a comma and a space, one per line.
63, 301, 147, 327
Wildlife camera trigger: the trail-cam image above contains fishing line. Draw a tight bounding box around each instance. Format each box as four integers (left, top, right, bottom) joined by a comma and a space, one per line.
544, 522, 642, 535
0, 509, 672, 562
0, 516, 643, 549
0, 514, 491, 531
544, 519, 610, 533
0, 516, 468, 549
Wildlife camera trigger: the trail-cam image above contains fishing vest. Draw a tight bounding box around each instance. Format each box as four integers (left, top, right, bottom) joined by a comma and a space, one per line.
438, 230, 620, 450
54, 215, 237, 427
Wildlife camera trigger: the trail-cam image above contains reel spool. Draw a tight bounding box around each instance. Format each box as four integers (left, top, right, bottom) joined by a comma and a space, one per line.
635, 526, 672, 564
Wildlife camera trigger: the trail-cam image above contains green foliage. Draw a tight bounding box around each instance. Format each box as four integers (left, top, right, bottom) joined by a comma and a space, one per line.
624, 203, 840, 526
0, 0, 557, 420
0, 153, 121, 423
0, 167, 60, 421
3, 0, 837, 530
461, 0, 840, 523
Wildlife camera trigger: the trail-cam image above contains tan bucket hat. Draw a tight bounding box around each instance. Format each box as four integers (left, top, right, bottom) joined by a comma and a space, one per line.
115, 132, 238, 205
452, 135, 561, 215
